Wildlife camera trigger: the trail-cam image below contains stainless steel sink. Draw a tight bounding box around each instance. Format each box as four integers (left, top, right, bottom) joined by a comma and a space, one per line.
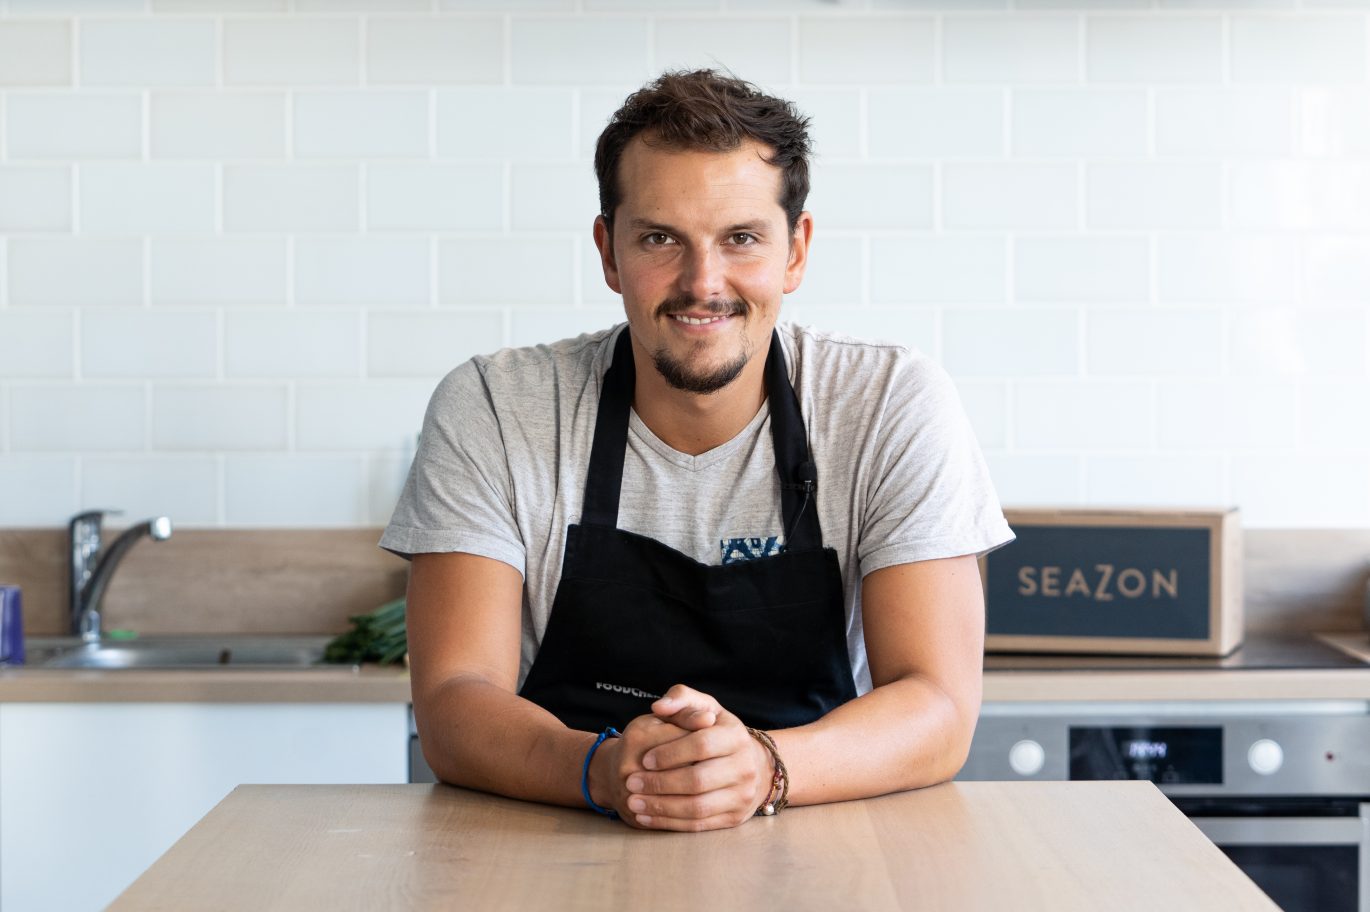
25, 635, 335, 670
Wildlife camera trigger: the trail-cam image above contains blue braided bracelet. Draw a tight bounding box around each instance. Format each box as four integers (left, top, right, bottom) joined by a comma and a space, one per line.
581, 726, 622, 819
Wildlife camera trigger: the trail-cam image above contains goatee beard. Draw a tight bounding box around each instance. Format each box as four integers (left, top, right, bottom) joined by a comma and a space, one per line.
652, 346, 749, 394
651, 296, 751, 395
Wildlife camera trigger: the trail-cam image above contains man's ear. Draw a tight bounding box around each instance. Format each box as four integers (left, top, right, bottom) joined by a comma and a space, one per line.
593, 215, 622, 294
783, 211, 814, 295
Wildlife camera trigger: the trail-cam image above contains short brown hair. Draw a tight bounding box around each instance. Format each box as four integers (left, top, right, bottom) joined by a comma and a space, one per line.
593, 69, 812, 233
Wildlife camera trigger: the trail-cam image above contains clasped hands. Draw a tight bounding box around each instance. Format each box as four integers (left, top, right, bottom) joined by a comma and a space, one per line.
588, 684, 775, 832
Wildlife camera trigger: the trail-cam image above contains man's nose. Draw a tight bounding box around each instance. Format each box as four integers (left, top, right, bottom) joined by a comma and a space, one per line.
676, 245, 727, 302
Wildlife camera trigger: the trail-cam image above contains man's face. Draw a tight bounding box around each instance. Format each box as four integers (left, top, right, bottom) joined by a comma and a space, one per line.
593, 136, 811, 396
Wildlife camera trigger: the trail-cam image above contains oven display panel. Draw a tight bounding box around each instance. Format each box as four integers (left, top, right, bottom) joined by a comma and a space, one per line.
1069, 727, 1223, 785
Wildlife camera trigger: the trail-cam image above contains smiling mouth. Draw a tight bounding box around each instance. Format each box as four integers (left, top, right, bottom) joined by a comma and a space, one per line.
671, 314, 730, 326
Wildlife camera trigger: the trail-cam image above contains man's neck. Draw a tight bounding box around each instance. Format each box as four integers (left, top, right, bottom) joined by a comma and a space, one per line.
631, 355, 768, 457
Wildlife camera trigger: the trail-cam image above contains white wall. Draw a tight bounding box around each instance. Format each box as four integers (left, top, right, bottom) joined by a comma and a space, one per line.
0, 0, 1367, 528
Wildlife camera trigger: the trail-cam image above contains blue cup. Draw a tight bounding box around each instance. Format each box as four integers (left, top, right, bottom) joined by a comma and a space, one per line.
0, 585, 24, 666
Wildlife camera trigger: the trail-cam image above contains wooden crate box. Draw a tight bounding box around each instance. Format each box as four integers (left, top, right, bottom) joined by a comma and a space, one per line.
982, 508, 1243, 656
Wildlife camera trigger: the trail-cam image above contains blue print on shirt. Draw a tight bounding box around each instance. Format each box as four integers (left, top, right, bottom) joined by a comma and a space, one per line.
720, 536, 785, 565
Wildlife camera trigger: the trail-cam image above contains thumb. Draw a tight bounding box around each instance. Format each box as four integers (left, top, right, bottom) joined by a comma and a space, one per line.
652, 687, 719, 730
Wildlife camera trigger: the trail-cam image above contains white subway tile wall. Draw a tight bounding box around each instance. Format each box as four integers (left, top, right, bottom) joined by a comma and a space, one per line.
150, 237, 289, 306
1156, 380, 1298, 450
941, 16, 1079, 84
222, 164, 361, 231
151, 385, 291, 451
1012, 89, 1149, 158
294, 235, 430, 307
149, 92, 287, 159
294, 381, 435, 450
223, 309, 362, 377
79, 19, 218, 87
80, 163, 218, 233
366, 17, 504, 85
0, 21, 73, 87
364, 163, 504, 230
7, 94, 144, 160
868, 89, 1004, 158
293, 90, 430, 159
870, 236, 1006, 304
9, 238, 143, 306
0, 167, 73, 232
0, 1, 1367, 528
0, 310, 75, 378
81, 308, 220, 378
1015, 235, 1150, 303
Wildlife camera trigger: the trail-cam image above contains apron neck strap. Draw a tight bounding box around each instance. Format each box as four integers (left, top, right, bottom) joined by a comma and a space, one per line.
766, 330, 822, 552
580, 326, 823, 552
580, 328, 635, 529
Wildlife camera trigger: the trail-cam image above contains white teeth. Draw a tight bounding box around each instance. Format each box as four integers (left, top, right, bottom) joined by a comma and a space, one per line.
672, 314, 727, 325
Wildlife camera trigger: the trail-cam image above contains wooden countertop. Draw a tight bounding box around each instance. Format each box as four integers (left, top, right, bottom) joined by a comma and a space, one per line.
0, 665, 412, 703
4, 665, 1368, 704
110, 782, 1277, 912
3, 637, 1369, 704
979, 631, 1370, 702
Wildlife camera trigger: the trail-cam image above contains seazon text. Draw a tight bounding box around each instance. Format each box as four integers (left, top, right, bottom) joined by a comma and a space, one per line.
1017, 564, 1179, 601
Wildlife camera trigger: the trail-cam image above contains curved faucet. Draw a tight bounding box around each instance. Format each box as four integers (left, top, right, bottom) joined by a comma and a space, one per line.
69, 511, 173, 643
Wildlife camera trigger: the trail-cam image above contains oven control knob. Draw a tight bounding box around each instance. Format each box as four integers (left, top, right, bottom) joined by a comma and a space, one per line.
1248, 739, 1284, 776
1008, 739, 1045, 777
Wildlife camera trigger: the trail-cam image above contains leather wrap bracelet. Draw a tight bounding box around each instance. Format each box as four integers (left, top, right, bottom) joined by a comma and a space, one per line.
746, 727, 790, 816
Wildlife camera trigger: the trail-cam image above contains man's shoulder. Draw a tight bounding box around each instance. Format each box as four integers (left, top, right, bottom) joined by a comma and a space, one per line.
428, 324, 620, 416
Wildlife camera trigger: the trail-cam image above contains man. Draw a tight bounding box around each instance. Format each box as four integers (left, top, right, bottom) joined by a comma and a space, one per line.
382, 70, 1013, 832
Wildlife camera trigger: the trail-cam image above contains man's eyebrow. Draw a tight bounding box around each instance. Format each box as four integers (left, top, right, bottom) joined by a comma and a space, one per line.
625, 217, 678, 233
623, 218, 773, 234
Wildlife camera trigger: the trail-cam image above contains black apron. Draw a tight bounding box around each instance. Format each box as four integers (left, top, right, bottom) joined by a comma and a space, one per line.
517, 328, 857, 732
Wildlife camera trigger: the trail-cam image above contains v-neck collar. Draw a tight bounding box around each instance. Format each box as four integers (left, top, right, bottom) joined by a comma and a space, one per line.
626, 402, 771, 472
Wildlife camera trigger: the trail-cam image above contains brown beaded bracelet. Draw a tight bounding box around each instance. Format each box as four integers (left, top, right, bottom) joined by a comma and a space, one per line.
746, 727, 789, 816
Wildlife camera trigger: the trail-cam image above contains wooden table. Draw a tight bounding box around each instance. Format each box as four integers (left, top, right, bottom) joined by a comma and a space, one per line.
111, 782, 1277, 911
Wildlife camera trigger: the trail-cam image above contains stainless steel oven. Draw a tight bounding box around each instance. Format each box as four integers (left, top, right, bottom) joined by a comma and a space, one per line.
959, 700, 1370, 912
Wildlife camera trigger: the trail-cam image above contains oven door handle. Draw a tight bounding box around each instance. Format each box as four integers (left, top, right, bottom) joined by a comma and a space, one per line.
1192, 816, 1365, 847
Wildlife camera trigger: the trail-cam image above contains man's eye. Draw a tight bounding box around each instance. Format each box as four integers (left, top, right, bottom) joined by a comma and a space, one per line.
644, 233, 672, 246
730, 233, 756, 245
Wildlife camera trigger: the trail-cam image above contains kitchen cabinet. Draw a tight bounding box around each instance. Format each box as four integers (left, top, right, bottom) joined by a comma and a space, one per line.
0, 702, 408, 912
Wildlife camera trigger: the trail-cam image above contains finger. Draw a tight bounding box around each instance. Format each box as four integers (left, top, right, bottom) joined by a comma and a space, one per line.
626, 781, 748, 823
642, 722, 744, 771
591, 726, 690, 823
617, 716, 692, 773
625, 756, 735, 797
632, 805, 757, 833
651, 684, 722, 728
622, 715, 690, 747
651, 683, 720, 713
657, 706, 717, 731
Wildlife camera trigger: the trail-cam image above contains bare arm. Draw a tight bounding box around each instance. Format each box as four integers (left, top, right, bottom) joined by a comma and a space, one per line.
775, 553, 986, 803
628, 554, 985, 826
407, 551, 686, 814
407, 551, 588, 805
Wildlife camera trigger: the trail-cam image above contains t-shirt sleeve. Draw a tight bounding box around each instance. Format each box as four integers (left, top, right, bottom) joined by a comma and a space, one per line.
856, 355, 1014, 577
379, 359, 527, 576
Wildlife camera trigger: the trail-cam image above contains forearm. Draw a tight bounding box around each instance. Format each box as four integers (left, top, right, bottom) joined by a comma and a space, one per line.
416, 675, 599, 808
772, 673, 980, 806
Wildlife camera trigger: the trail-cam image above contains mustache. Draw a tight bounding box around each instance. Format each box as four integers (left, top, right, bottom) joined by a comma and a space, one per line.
655, 296, 747, 319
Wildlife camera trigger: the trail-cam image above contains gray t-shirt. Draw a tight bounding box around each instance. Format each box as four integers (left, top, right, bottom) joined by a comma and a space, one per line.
382, 322, 1014, 695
